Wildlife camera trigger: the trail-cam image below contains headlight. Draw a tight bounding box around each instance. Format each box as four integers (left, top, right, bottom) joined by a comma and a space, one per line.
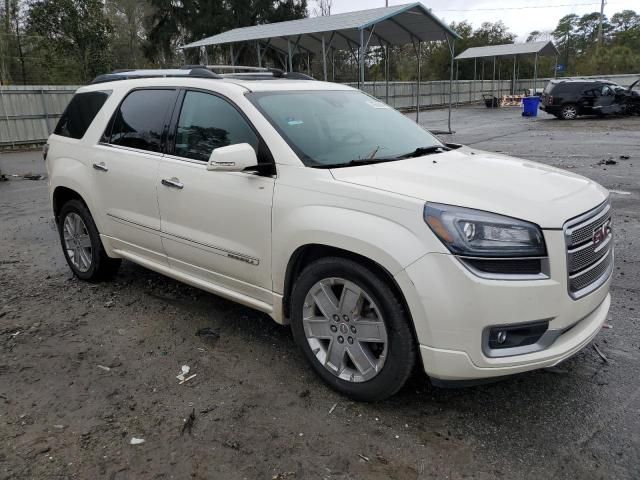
424, 203, 546, 258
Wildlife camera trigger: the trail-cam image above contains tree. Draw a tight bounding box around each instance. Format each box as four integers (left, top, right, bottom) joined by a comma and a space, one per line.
144, 0, 308, 65
312, 0, 332, 17
27, 0, 113, 81
106, 0, 152, 69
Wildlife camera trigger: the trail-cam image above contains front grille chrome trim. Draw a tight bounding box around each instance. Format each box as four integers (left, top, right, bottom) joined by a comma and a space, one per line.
564, 199, 613, 300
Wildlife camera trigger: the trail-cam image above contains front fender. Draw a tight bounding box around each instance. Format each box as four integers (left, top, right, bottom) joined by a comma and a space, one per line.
272, 204, 428, 294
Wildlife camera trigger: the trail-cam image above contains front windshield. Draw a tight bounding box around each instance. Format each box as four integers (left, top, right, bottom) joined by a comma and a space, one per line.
247, 90, 443, 167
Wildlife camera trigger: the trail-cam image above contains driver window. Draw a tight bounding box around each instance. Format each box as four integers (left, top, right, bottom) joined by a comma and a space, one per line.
601, 86, 612, 96
174, 91, 259, 162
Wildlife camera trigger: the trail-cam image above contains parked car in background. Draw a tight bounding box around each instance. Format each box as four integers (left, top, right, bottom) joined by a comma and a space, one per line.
45, 67, 613, 401
540, 78, 640, 119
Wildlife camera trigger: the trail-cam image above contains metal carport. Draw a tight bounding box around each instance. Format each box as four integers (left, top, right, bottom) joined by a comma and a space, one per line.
181, 3, 461, 132
454, 40, 560, 103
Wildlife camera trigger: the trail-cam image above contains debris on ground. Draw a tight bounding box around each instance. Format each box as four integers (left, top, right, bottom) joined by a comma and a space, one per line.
195, 327, 220, 346
358, 454, 370, 462
596, 158, 617, 166
620, 155, 630, 160
224, 440, 240, 450
176, 365, 190, 382
602, 323, 613, 329
271, 472, 295, 480
181, 408, 196, 436
593, 343, 609, 363
129, 437, 145, 445
104, 300, 114, 308
96, 365, 111, 372
298, 389, 310, 398
376, 453, 389, 464
23, 173, 43, 180
328, 402, 337, 414
0, 174, 8, 182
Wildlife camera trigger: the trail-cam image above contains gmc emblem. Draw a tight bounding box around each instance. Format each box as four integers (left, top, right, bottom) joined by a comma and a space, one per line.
593, 218, 612, 247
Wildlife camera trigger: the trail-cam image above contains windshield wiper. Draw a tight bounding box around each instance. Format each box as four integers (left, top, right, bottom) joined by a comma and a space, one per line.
392, 145, 450, 160
312, 158, 389, 169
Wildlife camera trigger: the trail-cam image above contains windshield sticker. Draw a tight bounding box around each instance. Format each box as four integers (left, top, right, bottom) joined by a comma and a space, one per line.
286, 117, 304, 126
366, 100, 391, 109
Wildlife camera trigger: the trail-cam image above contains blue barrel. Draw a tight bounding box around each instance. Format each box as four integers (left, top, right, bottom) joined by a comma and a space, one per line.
522, 96, 540, 117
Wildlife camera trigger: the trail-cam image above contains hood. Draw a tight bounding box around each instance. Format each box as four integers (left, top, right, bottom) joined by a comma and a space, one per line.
330, 147, 609, 228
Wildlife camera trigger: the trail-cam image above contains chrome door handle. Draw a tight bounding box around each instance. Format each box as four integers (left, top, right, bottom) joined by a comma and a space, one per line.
92, 162, 108, 172
161, 178, 184, 189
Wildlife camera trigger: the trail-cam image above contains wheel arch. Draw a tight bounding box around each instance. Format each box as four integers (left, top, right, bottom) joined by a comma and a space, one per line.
52, 186, 86, 223
281, 244, 418, 341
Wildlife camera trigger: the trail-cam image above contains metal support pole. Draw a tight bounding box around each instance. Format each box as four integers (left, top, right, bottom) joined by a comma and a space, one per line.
322, 34, 327, 81
332, 48, 336, 81
416, 41, 421, 123
492, 56, 496, 108
359, 28, 365, 89
512, 55, 517, 95
257, 43, 261, 68
385, 45, 389, 105
554, 54, 558, 78
533, 53, 539, 93
287, 38, 292, 72
307, 52, 310, 74
230, 44, 235, 67
447, 36, 455, 133
473, 57, 477, 103
455, 59, 459, 106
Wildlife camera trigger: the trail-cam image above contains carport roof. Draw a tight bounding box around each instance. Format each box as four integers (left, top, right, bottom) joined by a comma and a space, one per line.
455, 40, 559, 60
181, 3, 460, 54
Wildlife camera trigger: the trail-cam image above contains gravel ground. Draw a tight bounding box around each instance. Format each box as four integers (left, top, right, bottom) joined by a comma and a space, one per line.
1, 106, 639, 479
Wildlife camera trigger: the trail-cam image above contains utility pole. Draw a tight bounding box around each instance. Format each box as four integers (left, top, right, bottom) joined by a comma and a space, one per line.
597, 0, 606, 48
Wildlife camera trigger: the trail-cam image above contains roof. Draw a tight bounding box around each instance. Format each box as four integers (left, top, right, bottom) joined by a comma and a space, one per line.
455, 41, 559, 60
181, 3, 460, 54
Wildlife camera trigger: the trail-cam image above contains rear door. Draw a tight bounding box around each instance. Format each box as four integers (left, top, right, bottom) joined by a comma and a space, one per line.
156, 89, 275, 304
92, 88, 178, 264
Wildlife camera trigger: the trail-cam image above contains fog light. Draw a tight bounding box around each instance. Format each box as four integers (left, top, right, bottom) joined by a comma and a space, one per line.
487, 321, 549, 350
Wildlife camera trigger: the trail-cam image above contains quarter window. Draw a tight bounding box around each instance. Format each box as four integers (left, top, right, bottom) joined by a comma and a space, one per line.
108, 89, 176, 152
174, 91, 259, 162
54, 91, 110, 139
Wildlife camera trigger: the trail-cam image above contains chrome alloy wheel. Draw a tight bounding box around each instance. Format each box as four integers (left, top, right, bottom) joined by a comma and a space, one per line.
562, 104, 577, 119
302, 277, 388, 383
63, 213, 92, 272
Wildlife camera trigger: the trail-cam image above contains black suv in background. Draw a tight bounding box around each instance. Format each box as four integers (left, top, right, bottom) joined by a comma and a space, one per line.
540, 78, 638, 119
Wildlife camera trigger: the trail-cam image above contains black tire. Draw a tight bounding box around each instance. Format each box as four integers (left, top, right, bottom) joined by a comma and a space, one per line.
58, 199, 121, 281
560, 103, 578, 120
290, 257, 417, 401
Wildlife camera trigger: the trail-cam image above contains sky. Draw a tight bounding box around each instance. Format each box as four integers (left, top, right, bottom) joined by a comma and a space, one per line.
319, 1, 638, 40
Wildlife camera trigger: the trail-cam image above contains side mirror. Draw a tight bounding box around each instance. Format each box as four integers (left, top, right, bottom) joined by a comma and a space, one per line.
206, 143, 258, 172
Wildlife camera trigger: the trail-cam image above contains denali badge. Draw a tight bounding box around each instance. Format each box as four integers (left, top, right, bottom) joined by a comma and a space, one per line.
593, 218, 612, 247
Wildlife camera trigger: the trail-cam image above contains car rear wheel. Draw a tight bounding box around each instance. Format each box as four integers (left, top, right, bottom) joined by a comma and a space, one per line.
560, 103, 578, 120
58, 199, 121, 281
290, 257, 417, 401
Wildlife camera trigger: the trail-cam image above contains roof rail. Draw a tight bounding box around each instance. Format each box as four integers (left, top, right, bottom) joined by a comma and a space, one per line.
200, 65, 315, 81
90, 67, 221, 84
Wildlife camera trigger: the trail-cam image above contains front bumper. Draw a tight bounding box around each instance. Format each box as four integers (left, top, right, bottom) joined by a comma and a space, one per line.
395, 230, 612, 381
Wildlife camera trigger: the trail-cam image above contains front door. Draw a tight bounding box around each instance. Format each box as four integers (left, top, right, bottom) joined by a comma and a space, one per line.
156, 90, 275, 304
92, 88, 178, 264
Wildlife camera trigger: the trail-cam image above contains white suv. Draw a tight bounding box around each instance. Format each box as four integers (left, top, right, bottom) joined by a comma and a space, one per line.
45, 68, 613, 400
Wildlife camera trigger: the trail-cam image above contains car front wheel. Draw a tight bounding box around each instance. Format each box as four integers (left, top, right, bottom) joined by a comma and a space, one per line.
290, 257, 417, 401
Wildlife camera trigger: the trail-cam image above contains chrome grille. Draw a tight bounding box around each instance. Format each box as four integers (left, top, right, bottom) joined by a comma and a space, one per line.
564, 201, 613, 299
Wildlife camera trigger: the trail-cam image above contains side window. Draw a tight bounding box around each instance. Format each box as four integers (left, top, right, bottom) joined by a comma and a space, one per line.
54, 91, 110, 139
601, 85, 613, 96
109, 89, 176, 153
174, 91, 259, 162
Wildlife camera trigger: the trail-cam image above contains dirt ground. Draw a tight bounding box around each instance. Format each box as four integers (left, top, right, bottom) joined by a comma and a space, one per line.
1, 106, 639, 479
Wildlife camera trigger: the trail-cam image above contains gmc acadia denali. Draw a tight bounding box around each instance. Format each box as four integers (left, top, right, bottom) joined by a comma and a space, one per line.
45, 68, 613, 400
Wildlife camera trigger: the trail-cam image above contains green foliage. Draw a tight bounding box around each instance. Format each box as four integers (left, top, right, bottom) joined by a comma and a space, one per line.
552, 9, 640, 75
27, 0, 113, 82
143, 0, 308, 65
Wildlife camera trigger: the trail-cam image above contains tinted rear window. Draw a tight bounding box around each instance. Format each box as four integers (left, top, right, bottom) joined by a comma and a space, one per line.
54, 91, 110, 139
107, 89, 176, 153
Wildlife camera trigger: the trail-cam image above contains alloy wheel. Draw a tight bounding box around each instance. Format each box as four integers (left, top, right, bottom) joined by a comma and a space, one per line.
63, 212, 92, 272
302, 277, 388, 383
